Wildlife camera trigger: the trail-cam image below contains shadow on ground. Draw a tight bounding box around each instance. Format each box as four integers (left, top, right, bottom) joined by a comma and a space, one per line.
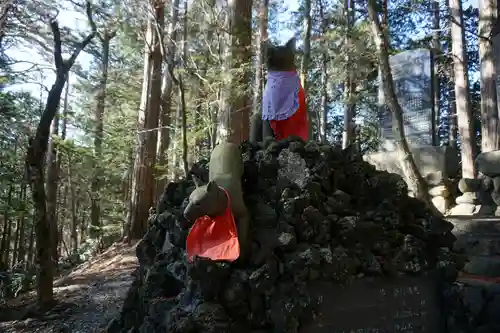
0, 241, 138, 333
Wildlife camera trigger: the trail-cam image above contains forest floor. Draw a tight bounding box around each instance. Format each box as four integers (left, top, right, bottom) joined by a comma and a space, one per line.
0, 241, 138, 333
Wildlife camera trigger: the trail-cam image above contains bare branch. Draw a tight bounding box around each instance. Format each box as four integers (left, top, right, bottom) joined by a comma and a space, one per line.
66, 1, 97, 68
49, 19, 63, 69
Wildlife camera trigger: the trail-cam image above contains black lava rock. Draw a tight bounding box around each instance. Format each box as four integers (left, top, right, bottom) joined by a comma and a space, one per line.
107, 137, 462, 333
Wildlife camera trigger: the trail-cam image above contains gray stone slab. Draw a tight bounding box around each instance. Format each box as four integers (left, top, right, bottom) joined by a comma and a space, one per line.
463, 256, 500, 277
302, 275, 441, 333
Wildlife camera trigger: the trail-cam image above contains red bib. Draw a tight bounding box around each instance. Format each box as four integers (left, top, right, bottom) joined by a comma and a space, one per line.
186, 188, 240, 262
269, 86, 309, 141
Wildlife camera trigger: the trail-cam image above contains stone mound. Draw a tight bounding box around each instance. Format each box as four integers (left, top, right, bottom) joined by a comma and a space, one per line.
107, 137, 463, 333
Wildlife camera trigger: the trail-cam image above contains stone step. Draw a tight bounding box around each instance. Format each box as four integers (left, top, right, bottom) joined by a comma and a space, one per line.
454, 235, 500, 256
455, 275, 500, 331
459, 274, 500, 289
448, 217, 500, 235
463, 255, 500, 277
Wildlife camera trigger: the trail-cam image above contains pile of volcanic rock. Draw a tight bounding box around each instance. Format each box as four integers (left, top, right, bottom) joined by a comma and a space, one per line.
107, 138, 463, 333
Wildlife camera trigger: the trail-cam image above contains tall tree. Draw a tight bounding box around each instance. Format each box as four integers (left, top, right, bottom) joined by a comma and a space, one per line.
367, 0, 441, 216
253, 0, 269, 116
155, 0, 180, 199
217, 0, 253, 143
91, 28, 117, 239
450, 0, 477, 178
301, 0, 312, 140
25, 1, 96, 309
45, 102, 60, 265
479, 0, 499, 152
128, 0, 164, 239
431, 0, 440, 146
342, 0, 356, 149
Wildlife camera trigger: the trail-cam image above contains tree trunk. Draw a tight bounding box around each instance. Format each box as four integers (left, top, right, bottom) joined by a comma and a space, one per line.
0, 0, 14, 49
0, 183, 13, 271
25, 9, 96, 308
300, 0, 312, 140
252, 0, 269, 115
46, 106, 59, 266
180, 0, 189, 177
15, 181, 26, 267
431, 1, 440, 146
91, 31, 114, 238
446, 0, 458, 148
1, 183, 13, 270
13, 181, 26, 267
128, 1, 163, 239
319, 0, 329, 143
58, 77, 69, 257
155, 0, 180, 199
479, 0, 499, 152
450, 0, 477, 178
342, 0, 356, 149
68, 162, 78, 255
23, 220, 35, 291
218, 0, 253, 144
367, 0, 441, 216
58, 184, 68, 259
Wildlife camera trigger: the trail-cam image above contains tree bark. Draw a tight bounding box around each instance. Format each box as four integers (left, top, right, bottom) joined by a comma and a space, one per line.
319, 0, 329, 143
128, 0, 163, 239
367, 0, 441, 216
301, 0, 312, 140
0, 0, 14, 49
46, 105, 59, 266
252, 0, 269, 115
68, 161, 78, 255
1, 183, 13, 271
91, 30, 115, 239
431, 1, 440, 146
342, 0, 356, 149
217, 0, 252, 144
479, 0, 499, 152
155, 0, 180, 199
180, 0, 189, 177
13, 180, 26, 267
449, 0, 477, 178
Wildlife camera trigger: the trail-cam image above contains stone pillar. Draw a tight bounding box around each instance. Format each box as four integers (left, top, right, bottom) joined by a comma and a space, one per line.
475, 150, 500, 215
428, 182, 451, 214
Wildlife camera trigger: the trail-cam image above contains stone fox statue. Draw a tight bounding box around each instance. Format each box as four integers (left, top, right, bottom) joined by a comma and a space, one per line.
183, 142, 250, 261
250, 37, 309, 143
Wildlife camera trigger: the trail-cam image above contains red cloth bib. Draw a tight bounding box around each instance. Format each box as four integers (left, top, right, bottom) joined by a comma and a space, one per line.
186, 188, 240, 262
269, 86, 309, 141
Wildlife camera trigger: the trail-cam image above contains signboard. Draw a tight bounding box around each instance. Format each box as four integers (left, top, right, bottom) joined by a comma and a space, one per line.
302, 275, 441, 333
378, 49, 433, 150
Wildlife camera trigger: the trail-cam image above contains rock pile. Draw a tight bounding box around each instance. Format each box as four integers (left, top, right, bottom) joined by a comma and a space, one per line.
107, 137, 462, 333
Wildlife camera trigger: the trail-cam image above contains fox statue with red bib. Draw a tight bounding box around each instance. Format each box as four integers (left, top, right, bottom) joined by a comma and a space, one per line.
250, 37, 309, 143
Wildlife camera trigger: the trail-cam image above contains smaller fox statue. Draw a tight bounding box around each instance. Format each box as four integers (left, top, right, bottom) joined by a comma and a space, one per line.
183, 142, 250, 262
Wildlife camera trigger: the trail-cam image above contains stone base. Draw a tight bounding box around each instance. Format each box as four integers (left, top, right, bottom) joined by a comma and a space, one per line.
432, 196, 449, 214
448, 204, 496, 217
448, 203, 478, 216
456, 192, 479, 205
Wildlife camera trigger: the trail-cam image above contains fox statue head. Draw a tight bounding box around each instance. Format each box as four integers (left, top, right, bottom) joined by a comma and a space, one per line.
183, 175, 228, 222
266, 37, 296, 72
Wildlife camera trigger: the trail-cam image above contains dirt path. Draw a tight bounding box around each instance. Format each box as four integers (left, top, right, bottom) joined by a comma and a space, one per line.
0, 242, 138, 333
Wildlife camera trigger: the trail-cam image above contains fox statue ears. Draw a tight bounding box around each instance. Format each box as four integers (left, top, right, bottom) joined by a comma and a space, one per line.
265, 37, 296, 51
285, 37, 296, 50
191, 174, 217, 192
206, 180, 218, 192
192, 174, 203, 188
